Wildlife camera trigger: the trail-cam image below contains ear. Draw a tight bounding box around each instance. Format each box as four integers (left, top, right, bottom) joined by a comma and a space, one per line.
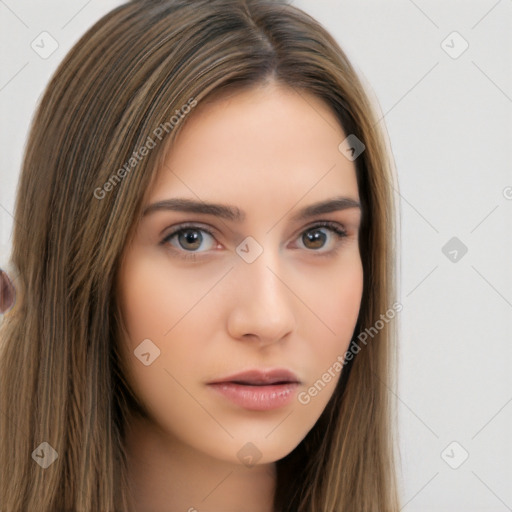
0, 269, 16, 314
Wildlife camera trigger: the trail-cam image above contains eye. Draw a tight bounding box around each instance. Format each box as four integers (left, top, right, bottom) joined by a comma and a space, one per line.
295, 221, 347, 253
161, 224, 217, 257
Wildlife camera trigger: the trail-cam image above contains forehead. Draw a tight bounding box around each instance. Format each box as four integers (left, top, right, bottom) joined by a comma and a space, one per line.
147, 83, 360, 218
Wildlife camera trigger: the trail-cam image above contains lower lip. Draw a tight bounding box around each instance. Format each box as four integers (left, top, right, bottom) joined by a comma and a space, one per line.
207, 382, 299, 411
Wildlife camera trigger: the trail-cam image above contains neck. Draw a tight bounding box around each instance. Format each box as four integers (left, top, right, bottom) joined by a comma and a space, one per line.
124, 413, 277, 512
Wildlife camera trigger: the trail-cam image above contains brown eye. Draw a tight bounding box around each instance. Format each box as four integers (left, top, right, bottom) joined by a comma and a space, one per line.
177, 229, 203, 250
162, 225, 217, 255
302, 229, 327, 249
296, 222, 347, 253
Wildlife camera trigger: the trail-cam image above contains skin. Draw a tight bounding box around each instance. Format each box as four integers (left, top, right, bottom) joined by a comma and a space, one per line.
117, 82, 363, 512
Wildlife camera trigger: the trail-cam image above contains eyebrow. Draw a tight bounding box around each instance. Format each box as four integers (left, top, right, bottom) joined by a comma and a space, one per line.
142, 196, 361, 222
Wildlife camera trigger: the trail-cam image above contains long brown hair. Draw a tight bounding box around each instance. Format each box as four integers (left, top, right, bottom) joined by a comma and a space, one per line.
0, 0, 401, 510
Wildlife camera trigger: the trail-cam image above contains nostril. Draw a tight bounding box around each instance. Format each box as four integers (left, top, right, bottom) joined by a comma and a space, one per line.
0, 270, 16, 314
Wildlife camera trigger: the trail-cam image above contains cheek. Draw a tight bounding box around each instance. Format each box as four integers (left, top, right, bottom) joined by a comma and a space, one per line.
116, 252, 209, 418
296, 254, 363, 394
325, 262, 363, 338
116, 250, 225, 400
118, 250, 219, 348
302, 252, 363, 343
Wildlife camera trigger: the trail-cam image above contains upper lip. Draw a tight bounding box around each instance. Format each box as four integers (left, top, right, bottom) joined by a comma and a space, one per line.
208, 368, 300, 385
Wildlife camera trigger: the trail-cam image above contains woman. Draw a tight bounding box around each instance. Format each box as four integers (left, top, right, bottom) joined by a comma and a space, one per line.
0, 0, 401, 510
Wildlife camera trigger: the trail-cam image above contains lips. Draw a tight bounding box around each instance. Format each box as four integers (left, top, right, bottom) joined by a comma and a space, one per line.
208, 368, 300, 386
207, 368, 300, 411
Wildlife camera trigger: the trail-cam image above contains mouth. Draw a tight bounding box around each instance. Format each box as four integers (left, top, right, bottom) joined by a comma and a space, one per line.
207, 368, 301, 411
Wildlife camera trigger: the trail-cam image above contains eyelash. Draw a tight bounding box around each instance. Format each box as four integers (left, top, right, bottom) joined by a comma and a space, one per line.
160, 221, 348, 262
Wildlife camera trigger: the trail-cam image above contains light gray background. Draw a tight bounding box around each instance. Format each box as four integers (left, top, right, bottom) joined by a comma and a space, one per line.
1, 1, 511, 510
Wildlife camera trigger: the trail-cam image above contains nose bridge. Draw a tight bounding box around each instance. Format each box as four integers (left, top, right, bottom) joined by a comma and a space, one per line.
227, 237, 296, 340
237, 242, 287, 307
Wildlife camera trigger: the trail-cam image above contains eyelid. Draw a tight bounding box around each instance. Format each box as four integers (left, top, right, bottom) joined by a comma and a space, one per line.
292, 220, 347, 238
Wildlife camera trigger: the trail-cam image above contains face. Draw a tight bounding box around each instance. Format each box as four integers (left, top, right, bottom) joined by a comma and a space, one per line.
116, 83, 363, 465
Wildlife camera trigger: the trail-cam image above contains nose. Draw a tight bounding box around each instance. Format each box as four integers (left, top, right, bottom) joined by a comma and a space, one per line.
226, 249, 296, 346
